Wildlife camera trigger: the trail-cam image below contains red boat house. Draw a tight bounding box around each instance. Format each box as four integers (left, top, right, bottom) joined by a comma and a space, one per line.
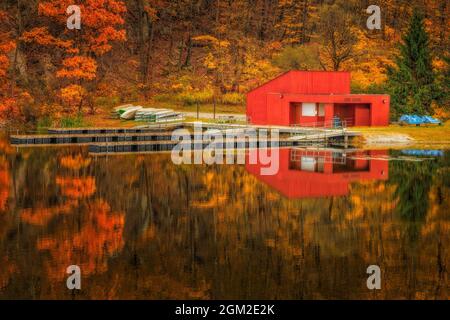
246, 71, 390, 127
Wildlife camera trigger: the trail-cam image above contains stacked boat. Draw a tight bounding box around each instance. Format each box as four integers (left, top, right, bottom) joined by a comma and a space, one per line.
135, 108, 184, 123
113, 105, 184, 123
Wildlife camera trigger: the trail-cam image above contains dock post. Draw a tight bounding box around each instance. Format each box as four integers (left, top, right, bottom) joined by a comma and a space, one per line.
344, 133, 348, 149
196, 101, 199, 120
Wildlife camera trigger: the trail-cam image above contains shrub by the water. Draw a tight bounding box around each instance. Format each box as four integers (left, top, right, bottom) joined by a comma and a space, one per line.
59, 115, 86, 128
220, 92, 245, 105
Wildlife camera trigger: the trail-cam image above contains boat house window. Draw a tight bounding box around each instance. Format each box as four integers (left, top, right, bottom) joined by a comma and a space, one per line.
302, 103, 317, 116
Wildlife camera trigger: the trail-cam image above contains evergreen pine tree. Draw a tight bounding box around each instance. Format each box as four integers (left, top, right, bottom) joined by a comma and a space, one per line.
387, 10, 436, 117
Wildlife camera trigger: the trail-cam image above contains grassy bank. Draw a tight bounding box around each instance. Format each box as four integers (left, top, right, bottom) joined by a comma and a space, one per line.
77, 103, 245, 128
41, 101, 449, 150
135, 100, 246, 114
354, 121, 450, 148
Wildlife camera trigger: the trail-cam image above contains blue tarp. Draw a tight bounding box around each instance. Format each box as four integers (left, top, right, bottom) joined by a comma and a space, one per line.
399, 114, 442, 125
401, 149, 444, 157
422, 115, 442, 124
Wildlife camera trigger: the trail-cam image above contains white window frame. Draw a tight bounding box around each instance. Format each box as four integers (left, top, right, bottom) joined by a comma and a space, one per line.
302, 103, 317, 117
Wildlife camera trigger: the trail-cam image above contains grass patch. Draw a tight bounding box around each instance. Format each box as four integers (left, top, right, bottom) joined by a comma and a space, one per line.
152, 92, 246, 113
219, 92, 245, 105
354, 121, 450, 145
144, 100, 245, 114
59, 115, 89, 128
154, 90, 214, 106
36, 116, 53, 130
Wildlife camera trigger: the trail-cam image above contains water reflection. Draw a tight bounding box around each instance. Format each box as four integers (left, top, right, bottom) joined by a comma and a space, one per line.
246, 149, 389, 198
0, 135, 448, 299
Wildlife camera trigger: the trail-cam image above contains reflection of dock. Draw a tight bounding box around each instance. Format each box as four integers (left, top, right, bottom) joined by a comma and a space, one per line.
348, 155, 431, 162
87, 139, 294, 155
290, 148, 347, 165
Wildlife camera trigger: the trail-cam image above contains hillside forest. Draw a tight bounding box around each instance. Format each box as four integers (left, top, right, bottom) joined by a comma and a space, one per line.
0, 0, 449, 127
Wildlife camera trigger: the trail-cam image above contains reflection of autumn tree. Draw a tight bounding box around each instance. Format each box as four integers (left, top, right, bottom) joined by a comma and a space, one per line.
0, 256, 16, 290
20, 153, 96, 224
311, 181, 397, 259
37, 200, 125, 280
59, 154, 91, 170
21, 201, 77, 226
423, 166, 450, 238
190, 172, 228, 208
1, 140, 448, 299
0, 138, 15, 290
56, 176, 96, 199
0, 159, 14, 290
389, 156, 440, 243
16, 150, 124, 284
0, 156, 9, 212
0, 137, 13, 212
419, 158, 450, 299
94, 152, 447, 300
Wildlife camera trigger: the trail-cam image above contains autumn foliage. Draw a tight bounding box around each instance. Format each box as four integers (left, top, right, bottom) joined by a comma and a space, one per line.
22, 0, 126, 113
0, 10, 19, 122
0, 0, 448, 124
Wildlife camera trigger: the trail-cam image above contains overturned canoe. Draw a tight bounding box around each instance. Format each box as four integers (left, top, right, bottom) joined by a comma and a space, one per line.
120, 106, 143, 120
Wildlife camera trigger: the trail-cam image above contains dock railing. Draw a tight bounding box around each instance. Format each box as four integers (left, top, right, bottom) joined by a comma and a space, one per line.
290, 148, 347, 165
289, 117, 354, 146
290, 117, 354, 130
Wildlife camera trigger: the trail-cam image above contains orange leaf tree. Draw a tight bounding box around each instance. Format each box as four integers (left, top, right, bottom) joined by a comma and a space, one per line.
0, 10, 21, 123
22, 0, 126, 114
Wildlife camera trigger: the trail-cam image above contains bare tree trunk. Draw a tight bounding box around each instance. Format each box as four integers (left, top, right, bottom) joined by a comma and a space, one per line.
183, 35, 192, 68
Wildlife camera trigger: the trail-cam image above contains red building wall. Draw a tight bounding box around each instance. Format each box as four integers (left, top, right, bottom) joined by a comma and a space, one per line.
247, 71, 351, 124
246, 71, 390, 127
251, 93, 390, 127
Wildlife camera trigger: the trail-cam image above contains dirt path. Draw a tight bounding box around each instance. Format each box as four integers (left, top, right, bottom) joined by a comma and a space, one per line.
363, 133, 415, 146
182, 112, 247, 121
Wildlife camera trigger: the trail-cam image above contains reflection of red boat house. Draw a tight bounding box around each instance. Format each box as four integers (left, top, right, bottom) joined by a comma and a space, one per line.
246, 149, 389, 199
247, 71, 390, 127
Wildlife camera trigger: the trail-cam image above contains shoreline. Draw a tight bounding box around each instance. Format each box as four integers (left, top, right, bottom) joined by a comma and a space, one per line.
3, 112, 449, 150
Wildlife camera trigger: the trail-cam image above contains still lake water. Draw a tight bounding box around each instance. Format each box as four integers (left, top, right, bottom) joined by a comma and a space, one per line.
0, 135, 448, 299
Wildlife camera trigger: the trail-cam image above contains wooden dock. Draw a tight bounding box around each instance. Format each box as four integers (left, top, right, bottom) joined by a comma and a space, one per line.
10, 132, 177, 146
288, 130, 359, 141
9, 122, 358, 152
184, 122, 344, 135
